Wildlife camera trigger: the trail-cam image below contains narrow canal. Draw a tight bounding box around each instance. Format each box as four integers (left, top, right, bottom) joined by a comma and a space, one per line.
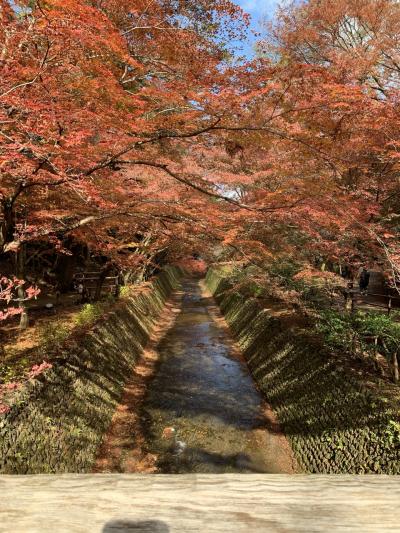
95, 278, 296, 474
140, 279, 295, 474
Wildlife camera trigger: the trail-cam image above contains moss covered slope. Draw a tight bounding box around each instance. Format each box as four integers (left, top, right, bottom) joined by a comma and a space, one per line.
0, 267, 182, 474
206, 268, 400, 474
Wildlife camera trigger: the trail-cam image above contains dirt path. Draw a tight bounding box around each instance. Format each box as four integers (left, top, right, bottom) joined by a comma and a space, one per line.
94, 279, 297, 474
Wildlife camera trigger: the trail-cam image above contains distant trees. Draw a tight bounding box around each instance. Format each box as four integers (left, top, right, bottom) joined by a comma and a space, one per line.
249, 0, 400, 281
216, 0, 400, 285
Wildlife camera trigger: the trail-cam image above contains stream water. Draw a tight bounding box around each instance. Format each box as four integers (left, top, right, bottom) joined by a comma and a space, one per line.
141, 279, 294, 474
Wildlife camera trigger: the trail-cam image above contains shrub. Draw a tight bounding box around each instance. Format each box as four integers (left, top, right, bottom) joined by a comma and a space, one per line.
74, 303, 104, 327
315, 309, 400, 364
119, 285, 131, 298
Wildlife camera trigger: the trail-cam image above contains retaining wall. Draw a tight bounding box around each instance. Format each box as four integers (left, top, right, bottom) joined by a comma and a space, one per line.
206, 268, 400, 474
0, 267, 182, 474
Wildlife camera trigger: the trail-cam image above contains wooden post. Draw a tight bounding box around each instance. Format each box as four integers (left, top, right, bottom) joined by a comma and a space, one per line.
394, 350, 399, 384
94, 265, 112, 301
345, 291, 352, 311
351, 291, 356, 313
388, 297, 392, 315
114, 273, 121, 298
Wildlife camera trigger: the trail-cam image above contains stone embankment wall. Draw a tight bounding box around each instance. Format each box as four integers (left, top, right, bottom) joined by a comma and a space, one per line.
0, 267, 182, 474
206, 268, 400, 474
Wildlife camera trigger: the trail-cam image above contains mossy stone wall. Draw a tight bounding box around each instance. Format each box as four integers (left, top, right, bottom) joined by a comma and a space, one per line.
0, 267, 182, 474
206, 268, 400, 474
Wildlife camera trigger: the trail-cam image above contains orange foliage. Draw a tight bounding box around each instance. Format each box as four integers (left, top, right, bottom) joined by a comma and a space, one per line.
1, 0, 400, 295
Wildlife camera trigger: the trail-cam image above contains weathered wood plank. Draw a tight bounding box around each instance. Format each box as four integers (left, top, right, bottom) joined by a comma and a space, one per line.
0, 475, 399, 532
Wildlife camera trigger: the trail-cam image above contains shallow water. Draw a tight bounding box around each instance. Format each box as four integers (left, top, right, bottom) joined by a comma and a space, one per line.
141, 279, 293, 474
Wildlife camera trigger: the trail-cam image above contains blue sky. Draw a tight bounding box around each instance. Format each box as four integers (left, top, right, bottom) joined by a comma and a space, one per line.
235, 0, 281, 58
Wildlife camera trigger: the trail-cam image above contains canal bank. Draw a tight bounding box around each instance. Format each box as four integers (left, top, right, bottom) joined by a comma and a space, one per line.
95, 278, 297, 474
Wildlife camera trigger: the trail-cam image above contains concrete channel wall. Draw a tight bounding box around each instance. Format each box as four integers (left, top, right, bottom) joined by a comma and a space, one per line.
206, 268, 400, 474
0, 267, 182, 474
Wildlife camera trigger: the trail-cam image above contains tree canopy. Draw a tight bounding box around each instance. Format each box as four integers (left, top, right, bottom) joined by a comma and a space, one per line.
2, 0, 400, 314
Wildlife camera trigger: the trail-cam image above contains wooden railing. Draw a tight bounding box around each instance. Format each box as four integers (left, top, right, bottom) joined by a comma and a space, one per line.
0, 474, 399, 532
345, 290, 400, 314
73, 271, 120, 301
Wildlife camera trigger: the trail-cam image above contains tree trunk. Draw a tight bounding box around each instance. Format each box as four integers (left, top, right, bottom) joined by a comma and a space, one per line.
0, 198, 16, 253
16, 244, 29, 330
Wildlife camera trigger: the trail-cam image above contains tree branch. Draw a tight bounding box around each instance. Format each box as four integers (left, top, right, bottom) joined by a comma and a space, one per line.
115, 159, 303, 213
83, 118, 222, 177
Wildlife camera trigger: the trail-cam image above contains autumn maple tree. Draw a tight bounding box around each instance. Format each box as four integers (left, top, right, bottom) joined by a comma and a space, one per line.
242, 0, 400, 282
2, 0, 400, 325
188, 0, 400, 289
0, 0, 252, 316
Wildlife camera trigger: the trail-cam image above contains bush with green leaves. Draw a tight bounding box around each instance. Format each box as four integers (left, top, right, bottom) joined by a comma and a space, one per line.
74, 303, 104, 327
315, 309, 400, 361
226, 259, 301, 297
0, 359, 30, 385
119, 285, 131, 298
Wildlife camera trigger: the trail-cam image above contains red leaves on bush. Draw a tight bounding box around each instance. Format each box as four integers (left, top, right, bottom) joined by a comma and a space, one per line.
27, 361, 53, 380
